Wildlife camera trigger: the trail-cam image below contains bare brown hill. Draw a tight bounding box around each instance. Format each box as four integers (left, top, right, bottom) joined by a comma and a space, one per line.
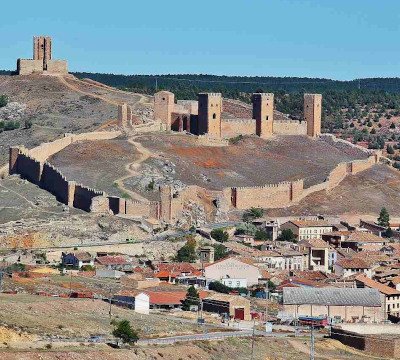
265, 164, 400, 220
0, 75, 149, 164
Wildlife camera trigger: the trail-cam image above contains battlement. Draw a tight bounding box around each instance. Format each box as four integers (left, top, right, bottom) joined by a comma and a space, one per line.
274, 119, 305, 124
17, 36, 68, 75
198, 92, 222, 98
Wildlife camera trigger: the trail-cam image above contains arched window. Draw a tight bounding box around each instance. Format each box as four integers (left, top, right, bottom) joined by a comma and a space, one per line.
212, 113, 216, 119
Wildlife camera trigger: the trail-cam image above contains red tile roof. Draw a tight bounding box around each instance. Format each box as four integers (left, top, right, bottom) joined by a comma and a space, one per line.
336, 258, 373, 269
144, 290, 209, 305
356, 274, 400, 296
96, 256, 129, 266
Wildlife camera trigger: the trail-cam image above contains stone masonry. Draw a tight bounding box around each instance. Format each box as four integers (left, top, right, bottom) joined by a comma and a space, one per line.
252, 93, 274, 138
304, 93, 322, 137
17, 36, 68, 75
198, 93, 222, 138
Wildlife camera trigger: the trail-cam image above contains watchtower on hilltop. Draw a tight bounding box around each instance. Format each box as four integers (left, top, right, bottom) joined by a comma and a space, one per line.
33, 36, 52, 69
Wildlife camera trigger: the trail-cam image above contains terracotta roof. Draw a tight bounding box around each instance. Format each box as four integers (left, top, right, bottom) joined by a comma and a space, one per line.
73, 252, 92, 261
391, 275, 400, 285
291, 271, 329, 281
145, 290, 209, 305
157, 263, 198, 273
346, 232, 385, 243
96, 256, 129, 266
299, 238, 329, 249
289, 220, 332, 228
355, 274, 400, 296
336, 258, 372, 269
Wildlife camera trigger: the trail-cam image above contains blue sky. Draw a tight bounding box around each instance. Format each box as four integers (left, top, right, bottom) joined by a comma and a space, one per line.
1, 0, 399, 80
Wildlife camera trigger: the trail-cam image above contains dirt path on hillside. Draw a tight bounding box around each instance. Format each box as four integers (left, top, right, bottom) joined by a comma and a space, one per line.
79, 77, 152, 107
57, 76, 121, 106
113, 136, 158, 202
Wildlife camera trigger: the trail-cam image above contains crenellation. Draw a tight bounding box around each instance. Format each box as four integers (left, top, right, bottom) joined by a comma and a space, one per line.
17, 36, 68, 75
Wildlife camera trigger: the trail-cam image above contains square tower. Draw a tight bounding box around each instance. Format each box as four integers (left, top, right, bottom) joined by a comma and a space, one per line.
304, 94, 322, 137
33, 36, 52, 69
252, 93, 274, 138
197, 93, 222, 138
154, 91, 175, 130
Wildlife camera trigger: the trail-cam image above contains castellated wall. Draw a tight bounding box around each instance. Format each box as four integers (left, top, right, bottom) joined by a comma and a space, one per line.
326, 162, 349, 191
40, 163, 69, 204
16, 152, 43, 185
73, 184, 104, 212
273, 120, 307, 136
46, 60, 68, 74
29, 131, 121, 162
221, 119, 256, 138
17, 59, 43, 75
230, 180, 304, 210
226, 154, 380, 210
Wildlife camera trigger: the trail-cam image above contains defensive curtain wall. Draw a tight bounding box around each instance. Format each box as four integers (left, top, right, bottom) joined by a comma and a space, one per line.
8, 131, 161, 220
153, 91, 314, 140
7, 129, 382, 224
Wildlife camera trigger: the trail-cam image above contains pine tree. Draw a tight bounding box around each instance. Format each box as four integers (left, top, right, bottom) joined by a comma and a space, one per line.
181, 285, 200, 311
378, 207, 390, 227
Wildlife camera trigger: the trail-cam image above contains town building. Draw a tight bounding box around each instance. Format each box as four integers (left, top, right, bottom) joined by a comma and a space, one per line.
355, 275, 400, 320
61, 252, 94, 269
112, 290, 150, 315
202, 293, 251, 321
334, 258, 375, 278
322, 231, 386, 251
281, 220, 333, 241
297, 238, 330, 273
204, 257, 262, 287
283, 287, 383, 323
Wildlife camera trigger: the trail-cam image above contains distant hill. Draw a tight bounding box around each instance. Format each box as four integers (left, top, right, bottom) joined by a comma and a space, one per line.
72, 72, 400, 96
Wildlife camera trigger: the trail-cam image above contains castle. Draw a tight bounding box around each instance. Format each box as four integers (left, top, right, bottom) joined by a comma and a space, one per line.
17, 36, 68, 75
153, 90, 322, 139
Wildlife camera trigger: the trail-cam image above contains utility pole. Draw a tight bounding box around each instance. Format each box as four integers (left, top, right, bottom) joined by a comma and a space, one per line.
310, 324, 315, 360
250, 318, 256, 360
109, 287, 113, 319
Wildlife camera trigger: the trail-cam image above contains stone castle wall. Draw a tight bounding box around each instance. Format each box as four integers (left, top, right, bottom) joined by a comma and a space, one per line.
273, 120, 307, 136
221, 119, 256, 138
8, 130, 165, 222
226, 155, 379, 210
46, 60, 68, 74
17, 59, 43, 75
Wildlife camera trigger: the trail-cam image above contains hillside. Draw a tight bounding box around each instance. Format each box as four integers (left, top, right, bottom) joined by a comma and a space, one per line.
0, 75, 151, 164
70, 72, 400, 152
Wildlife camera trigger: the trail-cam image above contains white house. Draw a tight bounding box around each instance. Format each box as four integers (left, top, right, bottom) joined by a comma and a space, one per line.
334, 258, 375, 278
204, 257, 262, 286
113, 290, 150, 315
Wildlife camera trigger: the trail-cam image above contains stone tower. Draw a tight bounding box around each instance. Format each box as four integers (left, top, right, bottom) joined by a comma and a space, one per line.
304, 94, 322, 137
197, 93, 222, 138
33, 36, 52, 69
252, 93, 274, 138
154, 91, 175, 130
